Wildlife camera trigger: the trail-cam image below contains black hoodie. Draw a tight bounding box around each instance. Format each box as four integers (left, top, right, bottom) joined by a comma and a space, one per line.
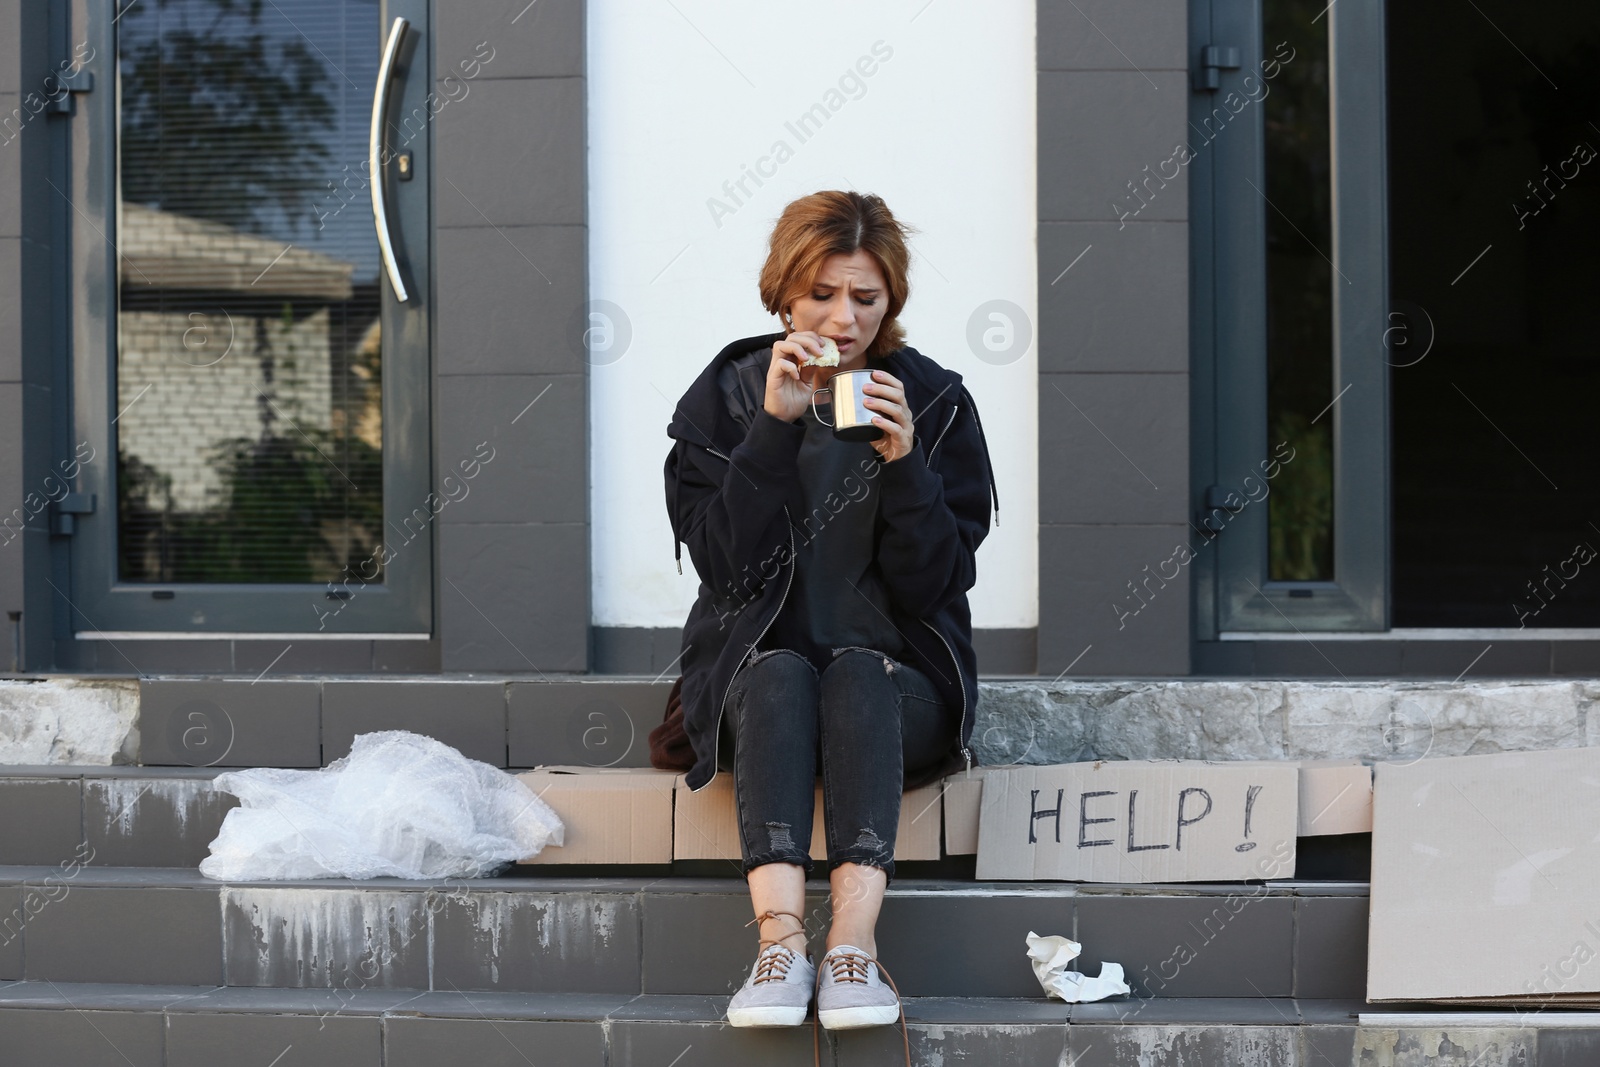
663, 331, 999, 791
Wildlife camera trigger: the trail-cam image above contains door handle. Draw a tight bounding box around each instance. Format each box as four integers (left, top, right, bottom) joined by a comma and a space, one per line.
370, 16, 411, 302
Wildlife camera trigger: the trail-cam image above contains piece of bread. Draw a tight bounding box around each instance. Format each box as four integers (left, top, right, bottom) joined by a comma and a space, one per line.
799, 336, 841, 368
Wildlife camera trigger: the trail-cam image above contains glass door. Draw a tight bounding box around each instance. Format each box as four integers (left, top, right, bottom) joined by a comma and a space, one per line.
67, 0, 431, 635
1193, 0, 1390, 635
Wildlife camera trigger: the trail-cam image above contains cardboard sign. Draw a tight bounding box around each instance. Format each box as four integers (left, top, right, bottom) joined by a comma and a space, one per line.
1298, 759, 1373, 837
515, 767, 677, 864
1368, 748, 1600, 1004
975, 760, 1298, 882
942, 771, 988, 856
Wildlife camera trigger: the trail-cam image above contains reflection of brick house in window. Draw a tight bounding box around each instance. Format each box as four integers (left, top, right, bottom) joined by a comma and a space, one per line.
115, 203, 381, 577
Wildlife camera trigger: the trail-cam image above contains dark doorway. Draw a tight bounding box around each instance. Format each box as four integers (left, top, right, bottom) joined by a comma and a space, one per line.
1388, 1, 1600, 627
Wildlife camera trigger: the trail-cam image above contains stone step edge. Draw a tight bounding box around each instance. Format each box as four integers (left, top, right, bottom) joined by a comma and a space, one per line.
10, 673, 1599, 769
0, 981, 1385, 1025
10, 982, 1594, 1033
0, 765, 228, 778
0, 864, 1369, 896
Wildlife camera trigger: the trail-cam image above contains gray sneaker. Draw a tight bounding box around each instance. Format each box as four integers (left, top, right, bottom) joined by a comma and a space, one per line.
725, 943, 816, 1027
816, 945, 902, 1029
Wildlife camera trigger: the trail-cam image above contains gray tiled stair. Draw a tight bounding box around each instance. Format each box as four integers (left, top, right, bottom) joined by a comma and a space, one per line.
1, 689, 1582, 1065
0, 767, 235, 868
0, 866, 1366, 1000
135, 677, 680, 768
2, 982, 1598, 1067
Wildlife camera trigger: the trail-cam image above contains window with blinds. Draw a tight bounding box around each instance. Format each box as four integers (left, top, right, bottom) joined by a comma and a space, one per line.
115, 0, 385, 584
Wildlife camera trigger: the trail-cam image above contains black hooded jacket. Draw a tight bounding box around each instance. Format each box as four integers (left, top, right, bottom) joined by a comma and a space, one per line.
663, 330, 999, 792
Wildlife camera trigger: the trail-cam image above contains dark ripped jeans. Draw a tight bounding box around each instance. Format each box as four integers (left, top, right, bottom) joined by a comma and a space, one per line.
717, 645, 958, 884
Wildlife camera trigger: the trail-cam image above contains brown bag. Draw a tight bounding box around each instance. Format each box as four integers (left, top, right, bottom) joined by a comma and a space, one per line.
648, 675, 695, 771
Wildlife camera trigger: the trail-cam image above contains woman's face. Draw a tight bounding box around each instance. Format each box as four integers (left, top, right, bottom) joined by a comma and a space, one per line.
784, 249, 889, 368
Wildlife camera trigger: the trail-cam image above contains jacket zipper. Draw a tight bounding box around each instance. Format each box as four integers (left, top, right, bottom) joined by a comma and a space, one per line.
704, 502, 796, 791
697, 389, 971, 784
926, 405, 960, 465
920, 403, 972, 769
922, 618, 972, 770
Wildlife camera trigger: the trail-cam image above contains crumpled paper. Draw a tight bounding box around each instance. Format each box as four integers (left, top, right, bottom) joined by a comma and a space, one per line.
1025, 931, 1131, 1002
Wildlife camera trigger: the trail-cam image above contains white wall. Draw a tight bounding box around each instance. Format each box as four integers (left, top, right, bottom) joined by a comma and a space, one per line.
588, 0, 1038, 631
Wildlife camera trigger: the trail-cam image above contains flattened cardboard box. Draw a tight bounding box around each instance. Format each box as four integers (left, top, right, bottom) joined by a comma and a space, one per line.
943, 767, 1011, 857
672, 775, 943, 862
515, 767, 677, 864
1298, 759, 1372, 837
1368, 747, 1600, 1004
976, 760, 1298, 882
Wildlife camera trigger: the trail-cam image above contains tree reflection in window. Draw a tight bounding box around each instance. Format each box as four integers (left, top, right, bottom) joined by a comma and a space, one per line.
115, 0, 385, 584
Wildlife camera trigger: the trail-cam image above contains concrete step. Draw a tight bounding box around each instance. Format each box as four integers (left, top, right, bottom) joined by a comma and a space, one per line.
0, 763, 1374, 884
9, 674, 1596, 772
0, 764, 994, 876
0, 982, 1591, 1066
0, 766, 234, 869
0, 866, 1367, 1000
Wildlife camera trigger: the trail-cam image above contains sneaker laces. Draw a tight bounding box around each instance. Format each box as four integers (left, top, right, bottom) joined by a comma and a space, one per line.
743, 910, 808, 985
823, 949, 873, 984
752, 946, 796, 984
812, 946, 910, 1067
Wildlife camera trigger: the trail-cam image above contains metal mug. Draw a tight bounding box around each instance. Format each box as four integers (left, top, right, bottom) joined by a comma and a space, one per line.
811, 369, 884, 442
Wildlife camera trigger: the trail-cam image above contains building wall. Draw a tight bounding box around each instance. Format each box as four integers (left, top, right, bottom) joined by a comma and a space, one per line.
1035, 0, 1192, 677
585, 0, 1041, 673
6, 2, 1599, 679
0, 0, 1135, 678
428, 0, 590, 672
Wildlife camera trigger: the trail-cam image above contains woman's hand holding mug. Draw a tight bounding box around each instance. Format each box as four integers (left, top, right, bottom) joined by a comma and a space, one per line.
862, 369, 914, 464
764, 333, 914, 462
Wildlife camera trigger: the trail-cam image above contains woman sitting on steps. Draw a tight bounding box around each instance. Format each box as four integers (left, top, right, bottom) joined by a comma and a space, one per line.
662, 189, 999, 1038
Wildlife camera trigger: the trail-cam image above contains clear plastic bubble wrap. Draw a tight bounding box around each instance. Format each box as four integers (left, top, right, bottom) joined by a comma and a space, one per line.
199, 730, 564, 881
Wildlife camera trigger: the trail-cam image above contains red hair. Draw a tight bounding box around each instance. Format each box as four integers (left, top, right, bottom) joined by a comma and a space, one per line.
758, 190, 916, 360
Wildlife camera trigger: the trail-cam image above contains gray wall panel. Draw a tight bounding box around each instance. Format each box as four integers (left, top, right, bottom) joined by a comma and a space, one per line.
434, 224, 587, 375
1039, 523, 1191, 676
0, 381, 21, 523
1038, 0, 1189, 71
434, 77, 585, 228
590, 626, 670, 675
1038, 13, 1192, 676
433, 7, 587, 674
440, 523, 588, 671
436, 373, 586, 525
0, 236, 17, 382
373, 636, 443, 672
71, 640, 233, 674
0, 93, 17, 237
434, 0, 584, 81
1039, 221, 1188, 373
1039, 371, 1190, 525
230, 640, 375, 676
1038, 70, 1189, 223
0, 0, 18, 95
